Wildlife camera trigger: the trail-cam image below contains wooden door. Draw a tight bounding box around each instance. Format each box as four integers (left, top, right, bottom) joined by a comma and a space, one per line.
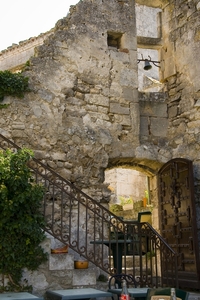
158, 158, 200, 289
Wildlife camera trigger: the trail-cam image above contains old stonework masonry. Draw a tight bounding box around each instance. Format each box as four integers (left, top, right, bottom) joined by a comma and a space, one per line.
2, 0, 141, 197
0, 0, 200, 295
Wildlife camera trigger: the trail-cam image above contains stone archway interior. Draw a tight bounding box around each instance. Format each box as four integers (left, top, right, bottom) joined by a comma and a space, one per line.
104, 167, 153, 221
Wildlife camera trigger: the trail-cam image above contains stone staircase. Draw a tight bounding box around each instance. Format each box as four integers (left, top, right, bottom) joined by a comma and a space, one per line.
22, 236, 157, 296
21, 236, 108, 296
0, 133, 178, 293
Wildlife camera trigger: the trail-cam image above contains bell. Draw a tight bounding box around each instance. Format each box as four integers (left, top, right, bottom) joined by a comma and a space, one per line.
144, 60, 152, 70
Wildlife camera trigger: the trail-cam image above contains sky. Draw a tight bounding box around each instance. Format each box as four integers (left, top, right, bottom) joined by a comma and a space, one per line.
0, 0, 79, 51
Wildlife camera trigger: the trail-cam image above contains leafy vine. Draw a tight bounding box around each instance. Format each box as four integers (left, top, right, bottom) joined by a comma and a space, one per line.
0, 70, 29, 102
0, 148, 48, 290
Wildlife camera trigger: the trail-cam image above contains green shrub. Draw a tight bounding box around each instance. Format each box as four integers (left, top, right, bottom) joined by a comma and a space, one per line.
0, 148, 47, 289
0, 70, 29, 101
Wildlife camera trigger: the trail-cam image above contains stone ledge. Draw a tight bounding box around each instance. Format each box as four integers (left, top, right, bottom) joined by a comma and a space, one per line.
139, 92, 168, 102
137, 36, 162, 47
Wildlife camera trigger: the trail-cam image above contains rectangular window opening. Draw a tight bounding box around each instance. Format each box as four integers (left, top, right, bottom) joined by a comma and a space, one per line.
107, 32, 123, 49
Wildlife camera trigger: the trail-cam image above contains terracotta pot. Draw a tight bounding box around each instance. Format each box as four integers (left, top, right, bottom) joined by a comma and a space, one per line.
74, 260, 89, 269
51, 245, 68, 254
143, 197, 147, 207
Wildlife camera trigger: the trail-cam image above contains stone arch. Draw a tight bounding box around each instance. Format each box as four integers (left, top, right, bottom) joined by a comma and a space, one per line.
107, 157, 163, 176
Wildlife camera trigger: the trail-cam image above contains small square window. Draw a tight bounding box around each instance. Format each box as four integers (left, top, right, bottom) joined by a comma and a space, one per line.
107, 32, 122, 49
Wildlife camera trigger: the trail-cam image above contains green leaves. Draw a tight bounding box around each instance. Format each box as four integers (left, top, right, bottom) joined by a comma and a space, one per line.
0, 148, 48, 288
0, 70, 29, 102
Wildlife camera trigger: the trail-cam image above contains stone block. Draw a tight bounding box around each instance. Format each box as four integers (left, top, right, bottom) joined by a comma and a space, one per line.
140, 116, 149, 136
168, 105, 178, 118
120, 69, 138, 88
49, 253, 74, 270
130, 102, 140, 137
38, 89, 54, 103
98, 129, 112, 145
11, 123, 25, 129
138, 92, 167, 102
151, 117, 168, 137
32, 105, 43, 117
140, 101, 167, 117
22, 269, 49, 291
34, 150, 47, 160
11, 130, 24, 138
85, 94, 109, 107
73, 269, 96, 286
51, 152, 67, 161
187, 120, 200, 130
123, 87, 138, 102
163, 55, 176, 80
114, 114, 131, 126
110, 103, 129, 114
129, 49, 138, 65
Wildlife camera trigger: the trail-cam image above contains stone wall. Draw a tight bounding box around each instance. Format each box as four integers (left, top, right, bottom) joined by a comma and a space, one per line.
0, 0, 199, 243
0, 1, 163, 93
136, 4, 161, 38
1, 0, 141, 199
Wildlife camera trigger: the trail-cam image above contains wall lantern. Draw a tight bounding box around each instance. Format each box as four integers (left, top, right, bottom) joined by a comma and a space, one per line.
138, 55, 161, 70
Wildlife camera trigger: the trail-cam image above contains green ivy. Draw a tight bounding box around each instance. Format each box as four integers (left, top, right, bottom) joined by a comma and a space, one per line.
0, 70, 29, 102
0, 148, 48, 289
0, 104, 10, 109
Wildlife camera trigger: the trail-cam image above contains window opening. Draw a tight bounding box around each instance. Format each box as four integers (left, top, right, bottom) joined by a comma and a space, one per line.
107, 32, 122, 49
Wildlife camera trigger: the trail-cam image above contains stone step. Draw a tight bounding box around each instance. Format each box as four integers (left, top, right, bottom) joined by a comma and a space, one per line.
109, 255, 150, 268
45, 238, 98, 287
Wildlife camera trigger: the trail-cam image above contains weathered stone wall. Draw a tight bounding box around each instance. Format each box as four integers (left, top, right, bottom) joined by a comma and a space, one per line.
0, 2, 161, 72
1, 0, 142, 200
0, 0, 199, 224
162, 0, 200, 156
136, 4, 161, 38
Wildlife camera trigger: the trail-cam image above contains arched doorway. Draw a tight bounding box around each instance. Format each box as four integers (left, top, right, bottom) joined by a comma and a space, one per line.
104, 158, 200, 289
104, 166, 159, 230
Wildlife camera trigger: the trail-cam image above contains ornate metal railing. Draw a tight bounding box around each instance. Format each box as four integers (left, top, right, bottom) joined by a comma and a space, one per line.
0, 133, 178, 287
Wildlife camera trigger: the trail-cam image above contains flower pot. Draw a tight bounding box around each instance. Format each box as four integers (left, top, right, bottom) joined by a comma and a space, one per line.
51, 245, 68, 254
74, 260, 89, 269
143, 197, 147, 207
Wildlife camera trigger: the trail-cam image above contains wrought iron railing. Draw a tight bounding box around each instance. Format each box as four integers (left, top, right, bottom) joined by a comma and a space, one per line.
0, 133, 178, 288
